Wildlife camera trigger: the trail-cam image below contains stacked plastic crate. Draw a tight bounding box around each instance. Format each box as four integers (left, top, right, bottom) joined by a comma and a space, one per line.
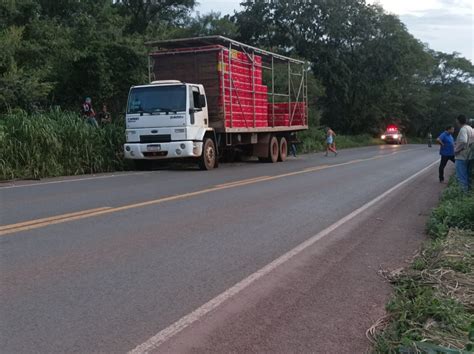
268, 102, 306, 126
218, 49, 268, 128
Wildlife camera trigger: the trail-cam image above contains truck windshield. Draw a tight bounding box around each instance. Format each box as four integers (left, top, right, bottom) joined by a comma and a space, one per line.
127, 85, 186, 114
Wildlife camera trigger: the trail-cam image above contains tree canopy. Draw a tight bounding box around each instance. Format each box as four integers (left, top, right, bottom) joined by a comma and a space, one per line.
1, 0, 473, 135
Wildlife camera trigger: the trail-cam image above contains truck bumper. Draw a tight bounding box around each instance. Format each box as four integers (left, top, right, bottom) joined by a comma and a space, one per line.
124, 141, 203, 160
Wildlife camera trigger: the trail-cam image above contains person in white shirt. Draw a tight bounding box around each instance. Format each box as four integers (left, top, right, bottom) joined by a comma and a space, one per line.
454, 115, 474, 192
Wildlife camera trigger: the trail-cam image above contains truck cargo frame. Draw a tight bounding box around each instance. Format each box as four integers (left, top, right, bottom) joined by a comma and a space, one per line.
146, 36, 309, 136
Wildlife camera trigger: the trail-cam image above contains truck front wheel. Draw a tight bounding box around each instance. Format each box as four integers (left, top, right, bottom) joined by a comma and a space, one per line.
199, 138, 217, 170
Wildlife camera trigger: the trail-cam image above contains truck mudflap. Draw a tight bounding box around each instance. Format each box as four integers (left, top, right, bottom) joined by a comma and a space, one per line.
124, 141, 203, 159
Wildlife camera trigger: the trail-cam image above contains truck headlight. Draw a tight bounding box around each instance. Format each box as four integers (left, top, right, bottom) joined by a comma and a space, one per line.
381, 135, 386, 139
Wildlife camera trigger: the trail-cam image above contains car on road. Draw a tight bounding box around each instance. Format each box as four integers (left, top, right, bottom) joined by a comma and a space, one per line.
381, 125, 405, 144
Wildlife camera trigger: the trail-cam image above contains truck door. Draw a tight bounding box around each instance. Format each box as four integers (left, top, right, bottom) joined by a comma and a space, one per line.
189, 85, 207, 127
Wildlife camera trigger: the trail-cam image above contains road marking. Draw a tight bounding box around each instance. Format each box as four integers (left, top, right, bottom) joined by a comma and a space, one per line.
215, 176, 271, 188
0, 149, 426, 236
128, 159, 439, 354
0, 207, 111, 232
0, 172, 153, 189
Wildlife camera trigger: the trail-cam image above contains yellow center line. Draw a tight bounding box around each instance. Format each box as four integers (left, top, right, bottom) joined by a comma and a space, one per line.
0, 207, 112, 232
215, 176, 271, 188
0, 148, 424, 236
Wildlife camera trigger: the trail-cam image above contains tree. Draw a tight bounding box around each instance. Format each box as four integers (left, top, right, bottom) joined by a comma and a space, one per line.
425, 52, 474, 135
115, 0, 196, 34
186, 12, 237, 37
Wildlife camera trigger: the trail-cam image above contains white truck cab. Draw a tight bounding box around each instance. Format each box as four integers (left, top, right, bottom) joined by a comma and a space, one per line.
124, 81, 217, 169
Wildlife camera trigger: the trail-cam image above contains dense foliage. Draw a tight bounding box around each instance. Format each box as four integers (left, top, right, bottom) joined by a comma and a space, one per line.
235, 0, 474, 135
0, 110, 126, 180
1, 0, 473, 134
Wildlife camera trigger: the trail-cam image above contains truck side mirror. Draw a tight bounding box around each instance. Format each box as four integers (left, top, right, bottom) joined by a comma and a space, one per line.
199, 95, 206, 108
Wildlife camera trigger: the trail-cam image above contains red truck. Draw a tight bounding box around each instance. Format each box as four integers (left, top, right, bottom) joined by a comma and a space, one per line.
124, 36, 309, 170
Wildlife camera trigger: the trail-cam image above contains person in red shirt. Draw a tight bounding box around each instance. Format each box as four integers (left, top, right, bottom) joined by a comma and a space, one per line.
81, 97, 98, 128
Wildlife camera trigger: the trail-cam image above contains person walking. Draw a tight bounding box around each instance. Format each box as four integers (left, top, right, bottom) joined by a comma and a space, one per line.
454, 115, 474, 192
427, 132, 432, 147
324, 127, 337, 157
436, 126, 455, 183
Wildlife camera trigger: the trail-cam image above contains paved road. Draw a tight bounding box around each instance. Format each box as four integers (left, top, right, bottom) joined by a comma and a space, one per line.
0, 145, 443, 353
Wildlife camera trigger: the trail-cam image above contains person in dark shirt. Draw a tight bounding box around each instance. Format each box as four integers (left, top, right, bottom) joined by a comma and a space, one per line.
436, 125, 455, 182
98, 104, 112, 126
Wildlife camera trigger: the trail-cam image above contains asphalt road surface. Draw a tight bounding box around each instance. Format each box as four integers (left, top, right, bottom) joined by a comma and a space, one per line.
0, 145, 446, 353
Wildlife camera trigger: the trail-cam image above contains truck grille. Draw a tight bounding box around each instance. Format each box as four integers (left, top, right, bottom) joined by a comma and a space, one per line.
140, 135, 171, 143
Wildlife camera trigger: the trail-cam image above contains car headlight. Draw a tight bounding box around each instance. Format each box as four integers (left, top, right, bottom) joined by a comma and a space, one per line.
381, 135, 386, 139
393, 134, 399, 139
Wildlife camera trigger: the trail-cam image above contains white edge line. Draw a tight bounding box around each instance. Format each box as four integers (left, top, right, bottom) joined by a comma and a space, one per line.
0, 172, 154, 189
129, 159, 439, 354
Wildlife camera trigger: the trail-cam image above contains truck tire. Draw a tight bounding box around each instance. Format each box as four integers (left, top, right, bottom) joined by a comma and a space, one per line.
258, 136, 279, 163
278, 137, 288, 162
269, 136, 279, 163
199, 138, 217, 170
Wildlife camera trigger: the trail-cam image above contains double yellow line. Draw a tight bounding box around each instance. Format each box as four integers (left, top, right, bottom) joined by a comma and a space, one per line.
0, 149, 420, 237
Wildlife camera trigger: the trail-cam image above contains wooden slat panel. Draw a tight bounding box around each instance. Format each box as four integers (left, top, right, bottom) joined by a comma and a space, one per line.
152, 51, 225, 126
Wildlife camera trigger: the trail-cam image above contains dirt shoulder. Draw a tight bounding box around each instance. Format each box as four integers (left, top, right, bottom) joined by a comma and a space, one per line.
157, 166, 445, 353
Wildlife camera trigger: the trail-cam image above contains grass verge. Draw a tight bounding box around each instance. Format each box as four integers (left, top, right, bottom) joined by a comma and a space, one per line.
0, 109, 127, 180
372, 179, 474, 353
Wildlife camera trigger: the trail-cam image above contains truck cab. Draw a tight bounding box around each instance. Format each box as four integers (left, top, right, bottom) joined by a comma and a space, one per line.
124, 80, 217, 169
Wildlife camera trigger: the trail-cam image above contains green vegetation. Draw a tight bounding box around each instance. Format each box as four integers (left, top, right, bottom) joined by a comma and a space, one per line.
373, 180, 474, 353
0, 110, 126, 180
236, 0, 474, 136
1, 1, 473, 179
2, 0, 473, 133
299, 126, 382, 153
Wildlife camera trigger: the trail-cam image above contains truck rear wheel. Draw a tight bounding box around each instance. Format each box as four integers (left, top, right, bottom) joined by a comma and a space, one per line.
199, 138, 217, 170
278, 137, 288, 162
269, 136, 279, 163
258, 136, 279, 163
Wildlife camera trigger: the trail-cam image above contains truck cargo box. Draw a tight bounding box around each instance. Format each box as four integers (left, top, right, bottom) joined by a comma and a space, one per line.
148, 36, 308, 133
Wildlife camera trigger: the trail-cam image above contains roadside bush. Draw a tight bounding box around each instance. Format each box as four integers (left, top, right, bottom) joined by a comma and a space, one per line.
0, 109, 126, 180
427, 181, 474, 238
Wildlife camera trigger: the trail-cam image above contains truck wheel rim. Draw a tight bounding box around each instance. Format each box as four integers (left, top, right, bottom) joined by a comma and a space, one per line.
206, 145, 215, 166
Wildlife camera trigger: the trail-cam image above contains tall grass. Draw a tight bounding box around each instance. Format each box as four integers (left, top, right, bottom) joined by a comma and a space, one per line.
0, 110, 126, 180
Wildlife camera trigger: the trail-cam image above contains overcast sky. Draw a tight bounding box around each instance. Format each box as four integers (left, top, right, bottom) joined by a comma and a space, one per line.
195, 0, 473, 63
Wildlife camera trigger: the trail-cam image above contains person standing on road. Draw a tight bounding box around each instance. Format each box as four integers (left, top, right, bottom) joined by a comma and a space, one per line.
289, 132, 297, 157
454, 115, 474, 192
427, 132, 432, 147
325, 127, 338, 156
436, 126, 455, 183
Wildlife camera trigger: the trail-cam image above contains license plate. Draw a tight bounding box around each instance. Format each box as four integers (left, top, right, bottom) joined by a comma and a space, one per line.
147, 144, 161, 152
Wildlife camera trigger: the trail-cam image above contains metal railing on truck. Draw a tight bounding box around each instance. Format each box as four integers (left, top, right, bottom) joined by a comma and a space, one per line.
146, 36, 309, 132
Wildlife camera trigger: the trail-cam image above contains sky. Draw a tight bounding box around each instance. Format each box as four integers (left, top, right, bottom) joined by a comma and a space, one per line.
195, 0, 474, 63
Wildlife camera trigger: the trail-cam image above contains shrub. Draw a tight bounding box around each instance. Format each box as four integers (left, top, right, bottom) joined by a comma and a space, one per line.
0, 109, 126, 180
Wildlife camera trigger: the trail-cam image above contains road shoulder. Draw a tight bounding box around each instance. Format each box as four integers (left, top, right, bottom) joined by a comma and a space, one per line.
157, 166, 446, 353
